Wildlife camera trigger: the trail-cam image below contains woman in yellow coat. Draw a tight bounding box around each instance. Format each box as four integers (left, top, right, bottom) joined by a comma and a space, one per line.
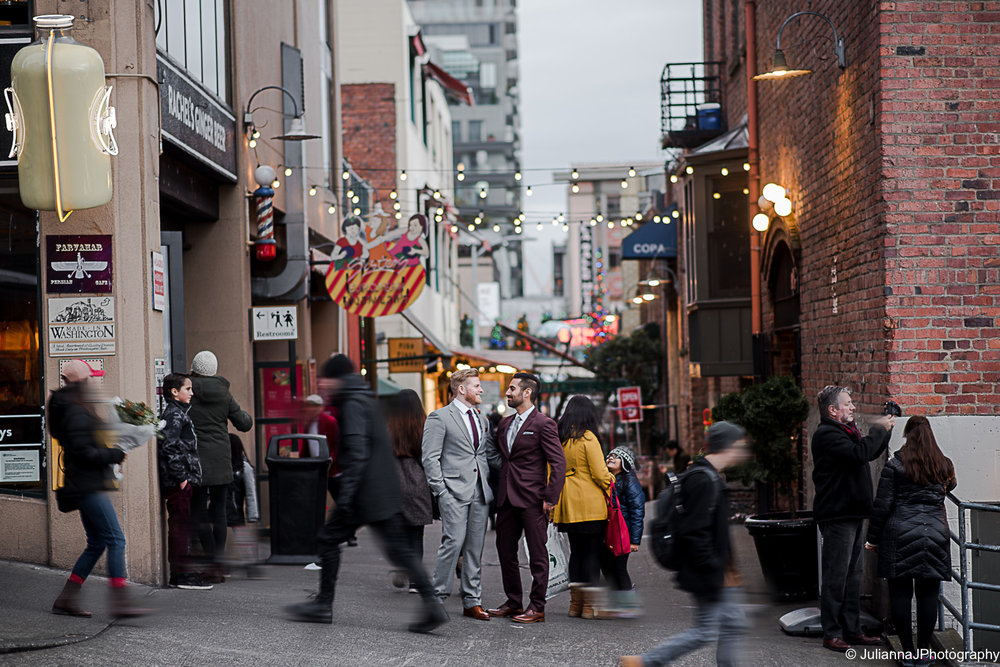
552, 395, 614, 618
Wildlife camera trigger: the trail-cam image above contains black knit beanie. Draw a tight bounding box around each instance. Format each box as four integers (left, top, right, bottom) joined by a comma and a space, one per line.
321, 354, 355, 379
705, 421, 746, 453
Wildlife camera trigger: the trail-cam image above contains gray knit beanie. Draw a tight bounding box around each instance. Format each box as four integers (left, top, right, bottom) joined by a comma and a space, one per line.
190, 350, 218, 376
706, 421, 746, 453
607, 446, 636, 473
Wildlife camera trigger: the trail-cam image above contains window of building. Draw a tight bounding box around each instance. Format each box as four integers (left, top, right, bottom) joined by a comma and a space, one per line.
468, 120, 483, 142
608, 249, 621, 269
606, 194, 621, 218
423, 23, 498, 47
553, 248, 565, 296
479, 62, 497, 90
452, 121, 462, 143
155, 0, 230, 103
707, 181, 749, 299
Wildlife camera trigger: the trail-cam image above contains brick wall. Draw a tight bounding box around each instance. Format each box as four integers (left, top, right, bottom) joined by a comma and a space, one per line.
341, 83, 397, 200
879, 0, 1000, 416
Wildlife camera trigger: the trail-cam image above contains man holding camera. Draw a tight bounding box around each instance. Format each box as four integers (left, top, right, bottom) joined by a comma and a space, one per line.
811, 386, 894, 652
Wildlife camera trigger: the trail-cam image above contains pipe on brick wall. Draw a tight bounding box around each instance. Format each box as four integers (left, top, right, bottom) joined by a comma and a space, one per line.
746, 0, 763, 335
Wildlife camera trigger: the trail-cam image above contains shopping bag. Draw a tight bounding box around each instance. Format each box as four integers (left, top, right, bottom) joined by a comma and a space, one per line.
605, 487, 631, 556
519, 522, 570, 599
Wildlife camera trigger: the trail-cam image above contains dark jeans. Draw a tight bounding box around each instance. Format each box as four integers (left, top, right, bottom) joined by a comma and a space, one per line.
72, 492, 126, 581
819, 519, 866, 639
163, 484, 194, 576
600, 550, 633, 591
565, 528, 604, 585
403, 524, 424, 564
888, 577, 940, 653
316, 510, 433, 605
192, 484, 229, 562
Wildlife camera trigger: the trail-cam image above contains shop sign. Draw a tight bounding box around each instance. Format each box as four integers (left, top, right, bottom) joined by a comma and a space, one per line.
47, 297, 115, 356
46, 235, 113, 294
152, 251, 165, 311
154, 358, 167, 414
156, 52, 237, 182
477, 282, 500, 326
0, 36, 31, 170
0, 414, 42, 448
616, 386, 642, 423
580, 226, 594, 315
0, 450, 39, 483
388, 337, 424, 373
325, 210, 427, 317
252, 306, 298, 341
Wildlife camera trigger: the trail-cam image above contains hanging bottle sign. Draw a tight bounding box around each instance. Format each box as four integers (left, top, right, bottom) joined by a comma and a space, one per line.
324, 206, 428, 317
4, 15, 117, 219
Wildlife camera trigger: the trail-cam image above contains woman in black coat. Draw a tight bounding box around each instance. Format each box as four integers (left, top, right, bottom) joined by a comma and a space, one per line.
866, 416, 956, 667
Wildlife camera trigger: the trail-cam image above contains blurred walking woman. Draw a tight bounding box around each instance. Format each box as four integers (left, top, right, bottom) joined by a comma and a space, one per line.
387, 389, 434, 590
552, 395, 614, 618
866, 416, 956, 666
48, 360, 149, 618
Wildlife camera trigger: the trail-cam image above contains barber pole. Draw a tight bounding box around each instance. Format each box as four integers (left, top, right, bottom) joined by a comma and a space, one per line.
254, 183, 276, 261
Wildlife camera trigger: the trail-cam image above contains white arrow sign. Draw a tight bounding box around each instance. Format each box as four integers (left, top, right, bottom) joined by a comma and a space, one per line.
252, 306, 298, 341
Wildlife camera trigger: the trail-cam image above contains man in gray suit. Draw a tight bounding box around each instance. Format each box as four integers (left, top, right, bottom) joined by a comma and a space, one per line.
422, 368, 499, 621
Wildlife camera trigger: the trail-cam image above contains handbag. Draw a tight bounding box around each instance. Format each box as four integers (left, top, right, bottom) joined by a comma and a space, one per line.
605, 486, 631, 557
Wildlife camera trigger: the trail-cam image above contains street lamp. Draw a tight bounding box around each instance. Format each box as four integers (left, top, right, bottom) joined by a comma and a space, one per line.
243, 85, 321, 143
753, 11, 847, 81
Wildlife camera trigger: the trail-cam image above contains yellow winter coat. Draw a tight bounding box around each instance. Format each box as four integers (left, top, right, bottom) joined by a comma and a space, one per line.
552, 430, 614, 524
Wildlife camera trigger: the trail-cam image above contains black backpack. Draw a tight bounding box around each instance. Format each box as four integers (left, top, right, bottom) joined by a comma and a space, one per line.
649, 466, 718, 570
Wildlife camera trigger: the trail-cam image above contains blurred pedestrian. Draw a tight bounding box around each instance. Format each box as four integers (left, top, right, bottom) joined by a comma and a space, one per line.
226, 434, 263, 579
866, 416, 956, 667
600, 446, 645, 618
487, 373, 566, 624
188, 350, 254, 581
285, 355, 446, 633
421, 369, 497, 621
158, 373, 211, 590
389, 389, 434, 593
812, 385, 893, 652
551, 395, 613, 619
619, 422, 750, 667
665, 440, 690, 474
49, 359, 150, 618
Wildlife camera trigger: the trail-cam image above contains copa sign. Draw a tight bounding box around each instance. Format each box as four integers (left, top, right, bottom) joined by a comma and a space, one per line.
622, 222, 677, 260
631, 242, 670, 255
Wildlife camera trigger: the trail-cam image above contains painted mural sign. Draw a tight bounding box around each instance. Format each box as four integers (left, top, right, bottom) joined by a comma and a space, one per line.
46, 235, 113, 294
324, 206, 428, 317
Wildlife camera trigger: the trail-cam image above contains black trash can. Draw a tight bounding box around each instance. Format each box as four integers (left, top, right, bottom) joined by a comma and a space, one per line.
265, 433, 330, 564
745, 510, 818, 601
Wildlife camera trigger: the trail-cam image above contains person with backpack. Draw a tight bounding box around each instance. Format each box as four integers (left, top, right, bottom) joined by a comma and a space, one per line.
619, 421, 750, 667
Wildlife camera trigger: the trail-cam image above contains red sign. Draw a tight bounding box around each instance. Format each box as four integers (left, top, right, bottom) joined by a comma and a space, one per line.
616, 386, 642, 423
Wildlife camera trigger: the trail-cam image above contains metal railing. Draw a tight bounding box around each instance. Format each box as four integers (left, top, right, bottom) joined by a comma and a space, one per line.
939, 493, 1000, 653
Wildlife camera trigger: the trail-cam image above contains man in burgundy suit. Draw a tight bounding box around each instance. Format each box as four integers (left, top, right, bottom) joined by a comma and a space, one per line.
486, 373, 566, 623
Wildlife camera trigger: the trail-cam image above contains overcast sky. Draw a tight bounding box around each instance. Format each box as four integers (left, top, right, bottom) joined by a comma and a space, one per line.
515, 1, 704, 295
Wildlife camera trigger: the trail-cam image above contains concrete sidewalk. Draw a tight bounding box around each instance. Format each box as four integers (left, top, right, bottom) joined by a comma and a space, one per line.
0, 517, 903, 665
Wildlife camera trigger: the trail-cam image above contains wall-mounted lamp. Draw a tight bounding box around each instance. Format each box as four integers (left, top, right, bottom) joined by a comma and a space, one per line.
753, 11, 846, 81
243, 85, 320, 144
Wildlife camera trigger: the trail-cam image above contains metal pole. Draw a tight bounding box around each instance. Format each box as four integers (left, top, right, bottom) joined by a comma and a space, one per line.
472, 245, 480, 349
661, 280, 668, 440
960, 503, 970, 653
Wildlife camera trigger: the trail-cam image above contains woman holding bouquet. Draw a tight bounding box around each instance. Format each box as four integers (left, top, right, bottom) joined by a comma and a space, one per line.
48, 359, 150, 618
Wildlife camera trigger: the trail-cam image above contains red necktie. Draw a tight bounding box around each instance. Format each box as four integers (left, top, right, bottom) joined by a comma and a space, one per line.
467, 411, 480, 450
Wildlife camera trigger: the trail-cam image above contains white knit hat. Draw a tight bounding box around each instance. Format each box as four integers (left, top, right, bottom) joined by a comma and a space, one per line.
190, 350, 218, 376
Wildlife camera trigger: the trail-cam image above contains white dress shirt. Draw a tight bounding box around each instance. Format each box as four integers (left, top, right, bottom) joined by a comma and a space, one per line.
507, 404, 534, 450
451, 398, 481, 445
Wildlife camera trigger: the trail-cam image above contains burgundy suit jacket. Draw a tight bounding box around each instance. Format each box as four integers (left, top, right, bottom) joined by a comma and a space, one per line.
495, 407, 566, 508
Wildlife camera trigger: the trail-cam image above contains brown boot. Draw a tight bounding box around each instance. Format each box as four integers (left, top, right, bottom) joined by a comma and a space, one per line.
580, 587, 600, 619
618, 656, 643, 667
109, 585, 152, 618
52, 579, 92, 617
568, 583, 584, 617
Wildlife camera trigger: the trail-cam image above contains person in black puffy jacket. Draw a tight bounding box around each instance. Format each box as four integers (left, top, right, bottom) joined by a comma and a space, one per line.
158, 373, 208, 589
866, 416, 956, 667
599, 446, 645, 617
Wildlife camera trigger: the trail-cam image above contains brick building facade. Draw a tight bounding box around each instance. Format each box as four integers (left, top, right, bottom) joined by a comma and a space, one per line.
342, 83, 398, 198
672, 0, 1000, 504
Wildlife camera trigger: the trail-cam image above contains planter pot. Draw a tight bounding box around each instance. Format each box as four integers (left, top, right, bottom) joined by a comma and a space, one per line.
745, 510, 818, 602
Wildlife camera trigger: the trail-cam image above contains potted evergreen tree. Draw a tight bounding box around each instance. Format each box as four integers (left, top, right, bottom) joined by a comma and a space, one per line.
712, 375, 816, 601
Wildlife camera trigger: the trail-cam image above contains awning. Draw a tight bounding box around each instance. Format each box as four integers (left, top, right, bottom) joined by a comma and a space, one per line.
423, 62, 474, 106
622, 220, 677, 260
400, 309, 453, 357
450, 346, 534, 372
377, 376, 404, 397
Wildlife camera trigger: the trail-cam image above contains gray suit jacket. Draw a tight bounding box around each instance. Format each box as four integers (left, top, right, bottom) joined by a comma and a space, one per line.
422, 402, 498, 504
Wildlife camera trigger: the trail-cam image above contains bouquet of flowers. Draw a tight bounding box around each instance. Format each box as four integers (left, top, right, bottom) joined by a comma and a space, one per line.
109, 397, 162, 452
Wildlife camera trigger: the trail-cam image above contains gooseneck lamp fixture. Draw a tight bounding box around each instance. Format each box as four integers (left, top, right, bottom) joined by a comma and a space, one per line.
753, 11, 847, 81
243, 85, 321, 143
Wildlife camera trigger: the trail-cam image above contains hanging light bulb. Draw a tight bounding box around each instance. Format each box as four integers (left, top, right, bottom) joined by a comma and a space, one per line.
450, 224, 458, 233
607, 221, 614, 229
743, 188, 750, 195
557, 213, 565, 222
468, 224, 475, 231
328, 204, 336, 214
685, 166, 694, 175
720, 167, 729, 176
347, 189, 354, 198
284, 166, 293, 177
743, 162, 751, 171
514, 226, 522, 234
514, 171, 522, 181
492, 224, 500, 232
752, 213, 770, 232
620, 179, 628, 189
526, 186, 533, 197
671, 209, 680, 219
713, 192, 721, 199
400, 170, 407, 181
774, 197, 793, 217
589, 218, 597, 226
537, 222, 543, 230
272, 178, 280, 188
628, 166, 636, 177
309, 186, 317, 196
518, 212, 525, 221
479, 189, 487, 199
635, 213, 642, 221
653, 215, 661, 223
389, 189, 397, 199
596, 214, 604, 222
571, 182, 580, 193
571, 169, 579, 180
761, 183, 786, 202
352, 195, 360, 204
397, 211, 403, 219
252, 129, 260, 140
342, 170, 350, 180
433, 190, 441, 199
562, 223, 569, 231
353, 207, 361, 215
632, 295, 643, 305
248, 137, 257, 148
457, 172, 465, 181
670, 174, 678, 183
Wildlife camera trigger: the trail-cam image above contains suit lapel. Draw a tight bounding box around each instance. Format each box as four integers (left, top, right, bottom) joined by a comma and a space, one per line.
448, 403, 475, 449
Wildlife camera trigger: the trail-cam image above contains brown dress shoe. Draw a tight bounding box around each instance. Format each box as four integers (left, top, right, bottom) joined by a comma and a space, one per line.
486, 602, 523, 618
823, 637, 850, 652
463, 605, 491, 621
512, 609, 545, 624
845, 633, 883, 646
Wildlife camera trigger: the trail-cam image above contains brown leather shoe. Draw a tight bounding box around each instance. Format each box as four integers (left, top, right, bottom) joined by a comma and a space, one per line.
845, 633, 883, 646
512, 609, 545, 624
463, 605, 491, 621
823, 637, 850, 652
486, 602, 523, 618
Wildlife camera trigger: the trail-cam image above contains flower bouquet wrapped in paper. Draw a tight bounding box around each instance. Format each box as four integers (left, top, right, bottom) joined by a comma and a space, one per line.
109, 397, 161, 452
